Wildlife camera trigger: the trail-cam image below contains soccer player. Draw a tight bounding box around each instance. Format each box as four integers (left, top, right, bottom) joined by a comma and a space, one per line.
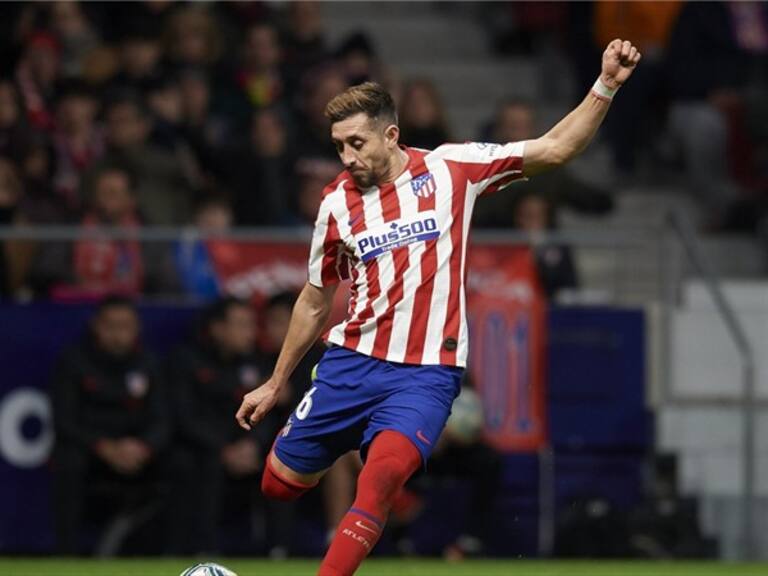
236, 39, 641, 575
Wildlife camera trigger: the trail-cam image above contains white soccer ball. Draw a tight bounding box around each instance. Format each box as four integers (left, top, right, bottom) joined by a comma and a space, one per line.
446, 387, 484, 443
179, 563, 238, 576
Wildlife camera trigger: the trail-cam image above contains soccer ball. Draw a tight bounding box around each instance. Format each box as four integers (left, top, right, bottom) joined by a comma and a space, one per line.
179, 563, 238, 576
445, 387, 483, 443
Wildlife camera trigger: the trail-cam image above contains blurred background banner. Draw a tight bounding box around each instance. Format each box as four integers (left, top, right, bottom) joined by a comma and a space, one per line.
207, 239, 308, 304
468, 245, 546, 452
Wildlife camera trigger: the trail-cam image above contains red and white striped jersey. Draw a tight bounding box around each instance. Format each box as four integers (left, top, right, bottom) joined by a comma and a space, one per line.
308, 141, 526, 367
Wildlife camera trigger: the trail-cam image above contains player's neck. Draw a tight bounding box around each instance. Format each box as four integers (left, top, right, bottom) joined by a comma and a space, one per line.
380, 147, 410, 185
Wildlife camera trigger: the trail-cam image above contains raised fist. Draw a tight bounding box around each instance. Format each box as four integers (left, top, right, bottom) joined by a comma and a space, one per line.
601, 39, 641, 90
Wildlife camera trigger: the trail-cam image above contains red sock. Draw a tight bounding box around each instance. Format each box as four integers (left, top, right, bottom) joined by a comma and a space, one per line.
318, 431, 421, 576
262, 454, 316, 501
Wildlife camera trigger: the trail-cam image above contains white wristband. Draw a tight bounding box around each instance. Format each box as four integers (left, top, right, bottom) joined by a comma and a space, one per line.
591, 77, 618, 102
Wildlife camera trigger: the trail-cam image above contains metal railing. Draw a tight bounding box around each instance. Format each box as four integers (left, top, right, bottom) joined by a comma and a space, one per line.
666, 212, 757, 560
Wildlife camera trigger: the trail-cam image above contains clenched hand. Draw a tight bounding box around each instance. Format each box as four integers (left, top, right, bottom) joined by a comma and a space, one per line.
601, 39, 642, 90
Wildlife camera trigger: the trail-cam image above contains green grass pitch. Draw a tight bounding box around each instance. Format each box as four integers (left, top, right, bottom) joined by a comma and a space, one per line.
1, 559, 767, 576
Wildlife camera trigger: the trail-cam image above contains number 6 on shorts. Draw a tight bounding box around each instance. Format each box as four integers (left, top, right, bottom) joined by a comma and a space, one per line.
295, 386, 318, 420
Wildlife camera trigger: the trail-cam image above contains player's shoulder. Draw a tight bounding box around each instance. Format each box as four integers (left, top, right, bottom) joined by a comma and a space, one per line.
440, 141, 526, 164
421, 142, 472, 162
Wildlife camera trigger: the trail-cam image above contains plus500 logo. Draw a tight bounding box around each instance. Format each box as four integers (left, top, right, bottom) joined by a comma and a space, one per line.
358, 216, 439, 261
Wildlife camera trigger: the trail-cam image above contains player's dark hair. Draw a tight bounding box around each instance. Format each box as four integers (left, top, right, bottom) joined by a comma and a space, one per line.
324, 81, 397, 126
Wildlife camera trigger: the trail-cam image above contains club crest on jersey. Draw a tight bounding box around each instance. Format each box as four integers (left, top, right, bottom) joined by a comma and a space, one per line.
410, 172, 436, 198
357, 211, 439, 262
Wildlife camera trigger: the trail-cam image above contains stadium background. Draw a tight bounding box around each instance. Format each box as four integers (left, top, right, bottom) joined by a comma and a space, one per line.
0, 0, 767, 571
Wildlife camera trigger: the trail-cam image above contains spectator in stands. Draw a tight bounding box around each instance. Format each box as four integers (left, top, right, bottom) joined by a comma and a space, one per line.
292, 64, 347, 161
13, 130, 65, 224
0, 158, 23, 298
92, 93, 196, 225
167, 297, 271, 554
27, 162, 145, 299
164, 5, 223, 71
144, 74, 184, 150
592, 1, 683, 176
112, 18, 164, 92
335, 32, 388, 87
260, 291, 323, 424
49, 1, 103, 79
225, 107, 296, 226
0, 80, 28, 159
174, 195, 232, 301
513, 190, 578, 300
146, 73, 208, 190
294, 157, 340, 226
104, 1, 176, 47
399, 78, 450, 150
52, 296, 169, 554
235, 22, 285, 110
16, 31, 60, 131
281, 1, 330, 94
474, 99, 613, 228
51, 79, 104, 214
178, 66, 231, 176
71, 163, 144, 297
482, 1, 568, 56
667, 1, 768, 230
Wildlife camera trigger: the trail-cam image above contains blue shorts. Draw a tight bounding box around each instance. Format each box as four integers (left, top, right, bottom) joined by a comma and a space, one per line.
273, 345, 463, 474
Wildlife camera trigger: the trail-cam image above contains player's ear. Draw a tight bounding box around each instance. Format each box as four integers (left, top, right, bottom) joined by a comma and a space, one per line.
383, 123, 399, 148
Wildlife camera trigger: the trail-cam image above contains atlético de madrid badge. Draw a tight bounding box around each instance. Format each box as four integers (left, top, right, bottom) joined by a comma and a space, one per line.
411, 172, 436, 198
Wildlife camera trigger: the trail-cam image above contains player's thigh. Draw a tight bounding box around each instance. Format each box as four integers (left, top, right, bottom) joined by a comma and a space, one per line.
362, 364, 463, 464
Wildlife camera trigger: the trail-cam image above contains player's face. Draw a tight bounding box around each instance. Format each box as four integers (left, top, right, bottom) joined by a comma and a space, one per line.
93, 307, 139, 357
331, 112, 399, 188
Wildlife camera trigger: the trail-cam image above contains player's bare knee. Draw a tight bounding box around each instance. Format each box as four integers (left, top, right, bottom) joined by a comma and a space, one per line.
261, 452, 319, 501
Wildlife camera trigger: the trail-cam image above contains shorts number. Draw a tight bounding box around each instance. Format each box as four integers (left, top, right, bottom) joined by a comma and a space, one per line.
295, 386, 318, 421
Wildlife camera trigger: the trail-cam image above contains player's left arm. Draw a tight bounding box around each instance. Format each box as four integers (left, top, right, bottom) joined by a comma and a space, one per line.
523, 39, 641, 177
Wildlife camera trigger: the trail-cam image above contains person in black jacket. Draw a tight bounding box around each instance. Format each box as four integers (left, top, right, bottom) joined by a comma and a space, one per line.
167, 297, 272, 554
51, 296, 169, 555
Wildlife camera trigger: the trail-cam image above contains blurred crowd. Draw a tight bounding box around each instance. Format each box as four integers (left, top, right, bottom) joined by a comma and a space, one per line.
53, 294, 322, 556
0, 0, 764, 301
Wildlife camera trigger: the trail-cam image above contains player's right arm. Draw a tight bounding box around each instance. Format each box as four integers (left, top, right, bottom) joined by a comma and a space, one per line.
237, 182, 348, 430
236, 281, 337, 430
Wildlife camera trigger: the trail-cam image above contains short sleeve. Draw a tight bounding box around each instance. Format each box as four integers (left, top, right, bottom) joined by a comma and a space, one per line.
307, 200, 349, 287
460, 141, 527, 196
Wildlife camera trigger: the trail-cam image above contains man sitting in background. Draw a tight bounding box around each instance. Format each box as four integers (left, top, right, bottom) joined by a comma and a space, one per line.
167, 297, 272, 555
51, 296, 168, 555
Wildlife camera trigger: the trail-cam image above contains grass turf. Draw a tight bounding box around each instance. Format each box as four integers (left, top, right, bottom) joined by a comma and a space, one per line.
0, 559, 767, 576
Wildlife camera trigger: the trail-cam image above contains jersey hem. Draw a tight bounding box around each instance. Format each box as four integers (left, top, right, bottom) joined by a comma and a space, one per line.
323, 336, 467, 369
